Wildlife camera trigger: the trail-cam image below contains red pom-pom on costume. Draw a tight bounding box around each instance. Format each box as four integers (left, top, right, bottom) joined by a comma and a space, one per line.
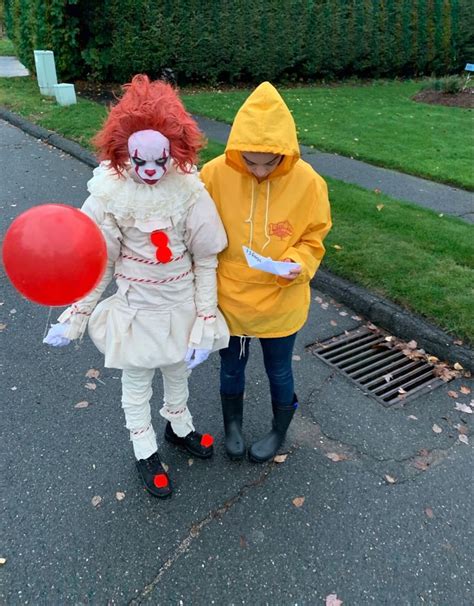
93, 74, 204, 175
200, 434, 214, 448
153, 474, 169, 488
150, 230, 172, 263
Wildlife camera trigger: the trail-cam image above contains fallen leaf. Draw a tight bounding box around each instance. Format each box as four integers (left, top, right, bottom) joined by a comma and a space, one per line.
74, 401, 89, 409
315, 296, 323, 303
413, 459, 430, 471
406, 340, 418, 349
85, 369, 100, 379
292, 355, 301, 361
115, 491, 125, 501
453, 339, 463, 346
460, 386, 471, 395
162, 462, 169, 472
427, 355, 439, 363
326, 452, 348, 462
374, 188, 381, 194
91, 495, 102, 507
424, 507, 434, 519
339, 311, 348, 317
188, 458, 194, 466
384, 474, 397, 484
454, 362, 464, 371
85, 382, 97, 390
408, 415, 418, 420
398, 388, 407, 394
448, 390, 459, 399
376, 204, 384, 211
333, 245, 343, 250
455, 403, 473, 414
0, 323, 6, 332
383, 373, 393, 383
330, 320, 338, 326
432, 424, 442, 434
457, 424, 469, 435
458, 434, 469, 445
0, 558, 5, 566
292, 496, 305, 507
351, 315, 362, 321
385, 336, 394, 342
326, 593, 343, 606
274, 454, 288, 463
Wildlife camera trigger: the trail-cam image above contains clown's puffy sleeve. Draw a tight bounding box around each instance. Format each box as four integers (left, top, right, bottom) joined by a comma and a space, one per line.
185, 189, 229, 351
56, 196, 122, 340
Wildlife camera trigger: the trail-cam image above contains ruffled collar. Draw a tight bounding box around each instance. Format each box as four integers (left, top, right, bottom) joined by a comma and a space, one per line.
87, 162, 204, 221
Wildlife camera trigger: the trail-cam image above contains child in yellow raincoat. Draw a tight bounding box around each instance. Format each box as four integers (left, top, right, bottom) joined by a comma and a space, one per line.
200, 81, 332, 462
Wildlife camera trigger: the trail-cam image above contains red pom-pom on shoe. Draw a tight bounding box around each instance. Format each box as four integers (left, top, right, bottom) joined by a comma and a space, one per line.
153, 473, 169, 488
200, 434, 214, 448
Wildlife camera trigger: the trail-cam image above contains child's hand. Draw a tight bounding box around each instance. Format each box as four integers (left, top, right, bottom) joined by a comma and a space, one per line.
185, 348, 211, 369
43, 322, 71, 347
280, 258, 302, 281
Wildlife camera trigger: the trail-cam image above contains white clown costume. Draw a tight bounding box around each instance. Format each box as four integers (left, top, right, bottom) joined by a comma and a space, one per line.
44, 74, 230, 497
56, 161, 229, 460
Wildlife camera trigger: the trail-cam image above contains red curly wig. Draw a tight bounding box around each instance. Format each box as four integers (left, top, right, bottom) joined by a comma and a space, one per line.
93, 74, 204, 174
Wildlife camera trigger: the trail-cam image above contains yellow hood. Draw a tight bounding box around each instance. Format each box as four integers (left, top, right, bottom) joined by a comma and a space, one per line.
225, 82, 300, 179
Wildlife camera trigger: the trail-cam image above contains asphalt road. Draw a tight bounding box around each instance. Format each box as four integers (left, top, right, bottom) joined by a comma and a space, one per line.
1, 120, 473, 605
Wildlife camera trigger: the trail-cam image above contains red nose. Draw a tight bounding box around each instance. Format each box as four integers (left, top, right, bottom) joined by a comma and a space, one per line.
144, 169, 156, 176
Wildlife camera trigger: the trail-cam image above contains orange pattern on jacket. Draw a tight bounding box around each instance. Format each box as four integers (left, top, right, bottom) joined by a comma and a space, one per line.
200, 82, 332, 337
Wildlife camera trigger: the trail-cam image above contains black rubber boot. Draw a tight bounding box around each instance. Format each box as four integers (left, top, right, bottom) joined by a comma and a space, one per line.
248, 395, 298, 463
164, 422, 214, 459
136, 451, 173, 498
221, 392, 245, 460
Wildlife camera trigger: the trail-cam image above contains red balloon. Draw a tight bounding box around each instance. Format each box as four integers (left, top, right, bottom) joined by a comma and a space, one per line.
2, 204, 107, 306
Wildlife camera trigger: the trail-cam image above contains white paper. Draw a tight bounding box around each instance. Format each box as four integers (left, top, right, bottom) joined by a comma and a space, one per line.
242, 246, 300, 277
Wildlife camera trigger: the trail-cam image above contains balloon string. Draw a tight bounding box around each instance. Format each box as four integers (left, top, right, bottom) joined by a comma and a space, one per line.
42, 306, 53, 339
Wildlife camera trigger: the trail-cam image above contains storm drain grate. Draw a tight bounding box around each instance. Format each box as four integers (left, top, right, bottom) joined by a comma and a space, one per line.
311, 327, 445, 406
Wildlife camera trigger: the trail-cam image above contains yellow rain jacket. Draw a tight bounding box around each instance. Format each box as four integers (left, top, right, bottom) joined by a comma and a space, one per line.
200, 82, 332, 338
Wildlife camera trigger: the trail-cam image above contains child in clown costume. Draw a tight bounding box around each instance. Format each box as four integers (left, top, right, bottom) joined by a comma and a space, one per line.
44, 75, 229, 498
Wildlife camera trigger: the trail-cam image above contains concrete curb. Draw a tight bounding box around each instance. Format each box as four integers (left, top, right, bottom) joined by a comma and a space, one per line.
2, 105, 472, 371
0, 107, 98, 168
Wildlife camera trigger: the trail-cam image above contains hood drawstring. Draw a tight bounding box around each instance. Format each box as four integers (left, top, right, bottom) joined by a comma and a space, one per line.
245, 179, 271, 252
245, 180, 255, 248
262, 180, 271, 251
239, 336, 248, 359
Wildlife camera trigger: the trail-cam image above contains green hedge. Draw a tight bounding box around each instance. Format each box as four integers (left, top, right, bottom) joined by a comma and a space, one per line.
3, 0, 474, 83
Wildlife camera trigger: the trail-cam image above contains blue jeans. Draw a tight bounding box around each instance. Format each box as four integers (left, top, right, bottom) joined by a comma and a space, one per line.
219, 333, 297, 405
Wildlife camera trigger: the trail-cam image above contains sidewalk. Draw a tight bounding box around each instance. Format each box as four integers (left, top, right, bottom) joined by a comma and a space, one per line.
1, 121, 473, 604
0, 55, 29, 77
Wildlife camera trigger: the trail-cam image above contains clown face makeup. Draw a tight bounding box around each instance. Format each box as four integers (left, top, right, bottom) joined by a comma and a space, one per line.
128, 129, 171, 185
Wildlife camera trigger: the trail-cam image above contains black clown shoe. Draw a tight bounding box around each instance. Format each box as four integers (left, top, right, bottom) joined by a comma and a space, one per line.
136, 451, 173, 498
164, 421, 214, 459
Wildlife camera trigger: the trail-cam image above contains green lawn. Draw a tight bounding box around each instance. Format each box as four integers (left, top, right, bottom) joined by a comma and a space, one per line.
1, 75, 472, 343
0, 76, 106, 149
182, 81, 474, 191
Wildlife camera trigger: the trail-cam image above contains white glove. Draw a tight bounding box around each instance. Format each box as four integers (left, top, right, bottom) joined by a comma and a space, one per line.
43, 322, 71, 347
185, 348, 211, 370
